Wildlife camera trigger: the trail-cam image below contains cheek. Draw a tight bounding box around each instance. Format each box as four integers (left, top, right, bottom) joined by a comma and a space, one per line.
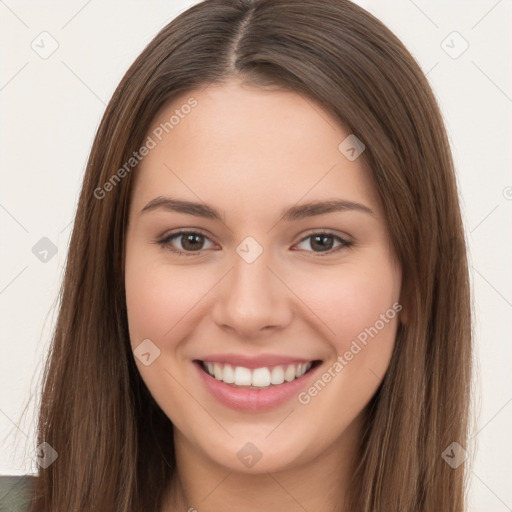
124, 246, 209, 417
290, 264, 400, 444
290, 260, 401, 352
125, 247, 210, 345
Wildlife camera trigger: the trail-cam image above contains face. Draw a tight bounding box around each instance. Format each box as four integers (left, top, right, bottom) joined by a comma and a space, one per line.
124, 80, 402, 474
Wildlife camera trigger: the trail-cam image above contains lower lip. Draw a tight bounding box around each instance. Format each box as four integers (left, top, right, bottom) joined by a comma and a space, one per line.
194, 361, 321, 411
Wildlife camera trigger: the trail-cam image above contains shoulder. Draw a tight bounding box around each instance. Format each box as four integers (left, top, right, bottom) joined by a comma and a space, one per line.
0, 475, 37, 511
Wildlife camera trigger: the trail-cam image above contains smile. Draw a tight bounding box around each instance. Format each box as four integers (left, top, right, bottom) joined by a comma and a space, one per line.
200, 360, 317, 388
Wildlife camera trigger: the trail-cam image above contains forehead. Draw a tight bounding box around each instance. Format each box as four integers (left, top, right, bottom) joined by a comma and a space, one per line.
130, 80, 381, 221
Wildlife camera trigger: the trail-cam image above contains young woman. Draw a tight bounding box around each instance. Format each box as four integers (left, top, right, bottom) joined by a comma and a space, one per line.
27, 1, 472, 510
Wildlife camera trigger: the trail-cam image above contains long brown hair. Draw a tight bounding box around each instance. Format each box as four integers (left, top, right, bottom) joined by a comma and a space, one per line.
26, 1, 472, 510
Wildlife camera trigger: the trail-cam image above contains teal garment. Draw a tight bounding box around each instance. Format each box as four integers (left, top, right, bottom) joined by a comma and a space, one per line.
0, 476, 36, 512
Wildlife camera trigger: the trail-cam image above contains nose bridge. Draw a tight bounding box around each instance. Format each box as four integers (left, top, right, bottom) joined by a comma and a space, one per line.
211, 241, 292, 336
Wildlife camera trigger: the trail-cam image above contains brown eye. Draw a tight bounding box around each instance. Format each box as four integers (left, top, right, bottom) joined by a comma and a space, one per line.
157, 230, 216, 255
180, 233, 206, 251
310, 234, 335, 251
294, 231, 353, 255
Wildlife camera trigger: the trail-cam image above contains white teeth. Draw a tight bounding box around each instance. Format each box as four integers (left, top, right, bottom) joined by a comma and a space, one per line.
222, 364, 235, 383
202, 361, 314, 387
233, 366, 252, 386
252, 367, 271, 387
270, 366, 285, 385
284, 364, 296, 382
213, 363, 223, 380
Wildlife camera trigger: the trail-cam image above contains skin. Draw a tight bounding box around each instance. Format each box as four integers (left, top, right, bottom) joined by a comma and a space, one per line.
124, 79, 403, 512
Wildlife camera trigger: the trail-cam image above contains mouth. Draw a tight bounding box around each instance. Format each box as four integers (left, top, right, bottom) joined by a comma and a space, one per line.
194, 359, 323, 390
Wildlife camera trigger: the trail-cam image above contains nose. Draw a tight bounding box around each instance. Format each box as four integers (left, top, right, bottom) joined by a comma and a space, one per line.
210, 248, 293, 339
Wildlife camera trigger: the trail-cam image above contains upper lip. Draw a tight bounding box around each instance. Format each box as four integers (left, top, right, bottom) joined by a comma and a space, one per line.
195, 353, 320, 369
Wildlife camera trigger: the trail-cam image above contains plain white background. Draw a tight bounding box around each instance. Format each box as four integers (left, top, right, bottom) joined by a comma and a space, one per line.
0, 1, 511, 510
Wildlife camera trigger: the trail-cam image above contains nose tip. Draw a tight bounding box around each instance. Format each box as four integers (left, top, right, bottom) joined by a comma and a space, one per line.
210, 251, 293, 338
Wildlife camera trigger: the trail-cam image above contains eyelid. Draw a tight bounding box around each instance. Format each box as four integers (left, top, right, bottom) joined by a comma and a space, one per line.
155, 228, 218, 255
155, 228, 354, 256
160, 226, 215, 239
295, 228, 353, 244
292, 229, 354, 255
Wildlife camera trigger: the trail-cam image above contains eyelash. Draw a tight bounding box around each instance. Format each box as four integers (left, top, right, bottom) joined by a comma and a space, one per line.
154, 229, 354, 257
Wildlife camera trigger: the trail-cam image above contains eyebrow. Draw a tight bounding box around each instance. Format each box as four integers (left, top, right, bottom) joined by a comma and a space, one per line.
140, 196, 374, 221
